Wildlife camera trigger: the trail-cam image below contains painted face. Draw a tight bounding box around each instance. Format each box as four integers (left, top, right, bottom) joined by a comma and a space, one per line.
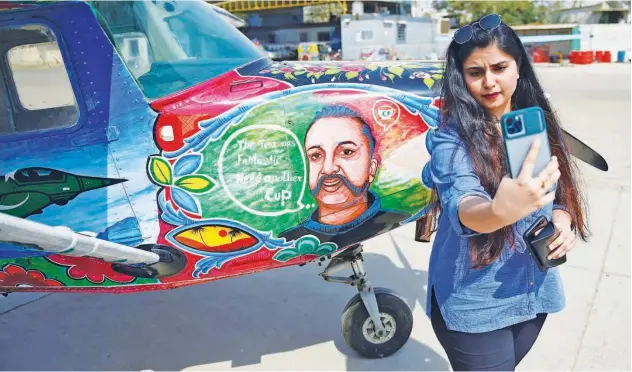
462, 43, 519, 119
305, 116, 378, 209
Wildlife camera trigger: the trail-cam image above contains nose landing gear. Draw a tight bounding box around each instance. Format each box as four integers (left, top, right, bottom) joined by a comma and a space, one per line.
320, 244, 413, 358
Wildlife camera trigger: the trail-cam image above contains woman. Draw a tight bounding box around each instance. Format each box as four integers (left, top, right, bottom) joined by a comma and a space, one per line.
423, 14, 590, 371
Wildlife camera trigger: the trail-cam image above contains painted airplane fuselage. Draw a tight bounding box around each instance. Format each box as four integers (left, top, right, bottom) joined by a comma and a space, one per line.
0, 1, 441, 292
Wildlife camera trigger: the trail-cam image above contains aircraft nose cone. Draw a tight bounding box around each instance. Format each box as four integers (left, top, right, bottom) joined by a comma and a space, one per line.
79, 176, 126, 191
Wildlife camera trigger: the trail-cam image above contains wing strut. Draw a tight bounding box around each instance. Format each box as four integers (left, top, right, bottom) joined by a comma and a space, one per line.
0, 212, 160, 265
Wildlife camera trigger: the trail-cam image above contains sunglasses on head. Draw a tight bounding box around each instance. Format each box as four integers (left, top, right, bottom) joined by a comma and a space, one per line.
453, 13, 502, 44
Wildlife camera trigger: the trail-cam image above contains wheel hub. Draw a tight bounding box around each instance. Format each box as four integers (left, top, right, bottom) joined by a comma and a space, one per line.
362, 313, 396, 344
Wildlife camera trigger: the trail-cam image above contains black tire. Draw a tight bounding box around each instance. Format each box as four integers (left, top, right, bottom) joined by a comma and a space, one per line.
341, 287, 413, 358
111, 244, 187, 279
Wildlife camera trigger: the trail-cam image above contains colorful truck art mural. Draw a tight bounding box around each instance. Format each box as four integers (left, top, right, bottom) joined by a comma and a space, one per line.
149, 85, 441, 279
0, 0, 442, 293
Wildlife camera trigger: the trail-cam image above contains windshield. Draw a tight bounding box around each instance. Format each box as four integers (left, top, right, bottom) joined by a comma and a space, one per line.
88, 0, 266, 99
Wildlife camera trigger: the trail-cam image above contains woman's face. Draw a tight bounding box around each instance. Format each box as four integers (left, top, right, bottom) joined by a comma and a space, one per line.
462, 43, 519, 120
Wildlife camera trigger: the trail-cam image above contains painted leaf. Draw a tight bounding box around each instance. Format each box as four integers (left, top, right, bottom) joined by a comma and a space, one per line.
175, 175, 215, 194
171, 188, 199, 214
385, 72, 395, 81
294, 70, 306, 75
345, 71, 359, 79
306, 72, 314, 78
284, 72, 297, 80
432, 74, 443, 80
325, 68, 340, 75
149, 156, 172, 186
314, 72, 324, 79
367, 64, 378, 71
388, 66, 404, 78
270, 69, 281, 74
173, 154, 203, 177
273, 249, 300, 262
315, 242, 337, 256
297, 236, 319, 255
424, 77, 435, 88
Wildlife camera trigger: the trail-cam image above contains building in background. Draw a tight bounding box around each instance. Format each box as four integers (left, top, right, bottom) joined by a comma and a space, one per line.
210, 0, 435, 60
340, 13, 438, 61
550, 1, 631, 60
552, 1, 630, 24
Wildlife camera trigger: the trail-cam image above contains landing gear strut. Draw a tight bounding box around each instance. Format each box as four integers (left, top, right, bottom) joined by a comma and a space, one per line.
320, 244, 413, 358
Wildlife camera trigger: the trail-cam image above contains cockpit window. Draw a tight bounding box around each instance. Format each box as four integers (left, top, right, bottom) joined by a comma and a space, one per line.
14, 168, 64, 183
88, 1, 266, 99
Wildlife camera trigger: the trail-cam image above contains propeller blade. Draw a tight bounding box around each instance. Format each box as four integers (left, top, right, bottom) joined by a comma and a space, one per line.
561, 129, 609, 172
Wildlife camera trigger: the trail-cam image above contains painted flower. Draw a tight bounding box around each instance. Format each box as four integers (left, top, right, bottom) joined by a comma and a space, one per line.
46, 255, 136, 284
0, 264, 63, 287
279, 67, 294, 73
413, 71, 431, 79
340, 65, 365, 72
304, 66, 327, 73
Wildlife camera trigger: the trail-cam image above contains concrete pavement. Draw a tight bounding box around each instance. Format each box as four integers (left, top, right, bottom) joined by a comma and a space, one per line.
0, 63, 629, 371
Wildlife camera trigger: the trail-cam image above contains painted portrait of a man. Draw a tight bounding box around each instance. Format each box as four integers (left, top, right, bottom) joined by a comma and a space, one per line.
279, 104, 411, 248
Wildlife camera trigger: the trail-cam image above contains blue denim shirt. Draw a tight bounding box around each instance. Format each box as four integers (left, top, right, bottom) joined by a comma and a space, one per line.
423, 126, 566, 333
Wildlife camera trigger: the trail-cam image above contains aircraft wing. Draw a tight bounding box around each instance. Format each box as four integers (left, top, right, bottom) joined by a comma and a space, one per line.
562, 129, 609, 171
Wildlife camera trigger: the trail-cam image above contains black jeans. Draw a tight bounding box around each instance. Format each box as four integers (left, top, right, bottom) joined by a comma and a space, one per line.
430, 289, 547, 371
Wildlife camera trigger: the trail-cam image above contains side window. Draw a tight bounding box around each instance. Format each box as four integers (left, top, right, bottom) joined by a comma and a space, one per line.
0, 23, 79, 136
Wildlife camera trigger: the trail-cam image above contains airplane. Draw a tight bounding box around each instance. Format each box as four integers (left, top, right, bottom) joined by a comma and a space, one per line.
0, 0, 608, 359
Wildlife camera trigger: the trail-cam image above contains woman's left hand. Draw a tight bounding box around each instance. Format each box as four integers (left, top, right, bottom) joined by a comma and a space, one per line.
548, 209, 576, 259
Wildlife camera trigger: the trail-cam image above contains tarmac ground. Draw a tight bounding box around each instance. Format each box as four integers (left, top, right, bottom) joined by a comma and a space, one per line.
0, 62, 630, 371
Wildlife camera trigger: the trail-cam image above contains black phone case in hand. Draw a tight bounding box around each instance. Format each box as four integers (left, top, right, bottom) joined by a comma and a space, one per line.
523, 216, 567, 272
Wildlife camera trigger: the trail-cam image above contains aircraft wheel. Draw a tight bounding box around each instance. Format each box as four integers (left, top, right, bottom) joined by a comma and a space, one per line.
341, 287, 413, 358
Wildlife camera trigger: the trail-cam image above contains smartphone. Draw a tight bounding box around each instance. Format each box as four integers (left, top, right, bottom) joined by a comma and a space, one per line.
524, 215, 567, 271
501, 106, 552, 179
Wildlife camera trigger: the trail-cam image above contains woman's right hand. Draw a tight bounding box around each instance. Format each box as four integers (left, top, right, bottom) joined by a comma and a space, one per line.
491, 139, 560, 227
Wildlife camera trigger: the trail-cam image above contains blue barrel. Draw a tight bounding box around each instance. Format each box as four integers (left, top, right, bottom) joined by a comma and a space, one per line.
618, 51, 626, 62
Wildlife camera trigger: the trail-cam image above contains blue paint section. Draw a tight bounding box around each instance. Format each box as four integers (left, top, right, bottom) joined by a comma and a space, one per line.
106, 54, 161, 243
0, 243, 49, 259
0, 2, 115, 235
0, 2, 159, 249
256, 61, 444, 97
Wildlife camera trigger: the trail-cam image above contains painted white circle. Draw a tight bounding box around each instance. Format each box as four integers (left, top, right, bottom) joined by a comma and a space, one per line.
218, 124, 307, 217
372, 98, 400, 131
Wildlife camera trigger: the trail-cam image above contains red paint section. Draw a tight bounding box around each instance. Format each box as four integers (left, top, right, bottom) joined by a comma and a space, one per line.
46, 254, 136, 284
151, 70, 292, 152
0, 264, 63, 287
309, 90, 431, 160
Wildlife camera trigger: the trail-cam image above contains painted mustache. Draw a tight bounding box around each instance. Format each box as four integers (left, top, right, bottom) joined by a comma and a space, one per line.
311, 174, 368, 197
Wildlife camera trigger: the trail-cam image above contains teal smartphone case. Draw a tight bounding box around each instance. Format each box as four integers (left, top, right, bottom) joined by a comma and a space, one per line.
501, 106, 552, 179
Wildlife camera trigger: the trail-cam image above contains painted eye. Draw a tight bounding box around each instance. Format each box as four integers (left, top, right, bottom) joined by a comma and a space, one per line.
309, 152, 322, 161
173, 224, 259, 253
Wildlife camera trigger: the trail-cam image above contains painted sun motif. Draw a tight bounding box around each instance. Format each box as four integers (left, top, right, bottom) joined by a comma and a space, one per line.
173, 224, 259, 253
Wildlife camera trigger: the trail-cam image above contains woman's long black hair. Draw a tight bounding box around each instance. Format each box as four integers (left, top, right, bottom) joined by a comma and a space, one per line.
424, 19, 590, 268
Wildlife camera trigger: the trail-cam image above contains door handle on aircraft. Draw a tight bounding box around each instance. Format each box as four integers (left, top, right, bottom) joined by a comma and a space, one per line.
230, 80, 264, 93
107, 125, 120, 142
